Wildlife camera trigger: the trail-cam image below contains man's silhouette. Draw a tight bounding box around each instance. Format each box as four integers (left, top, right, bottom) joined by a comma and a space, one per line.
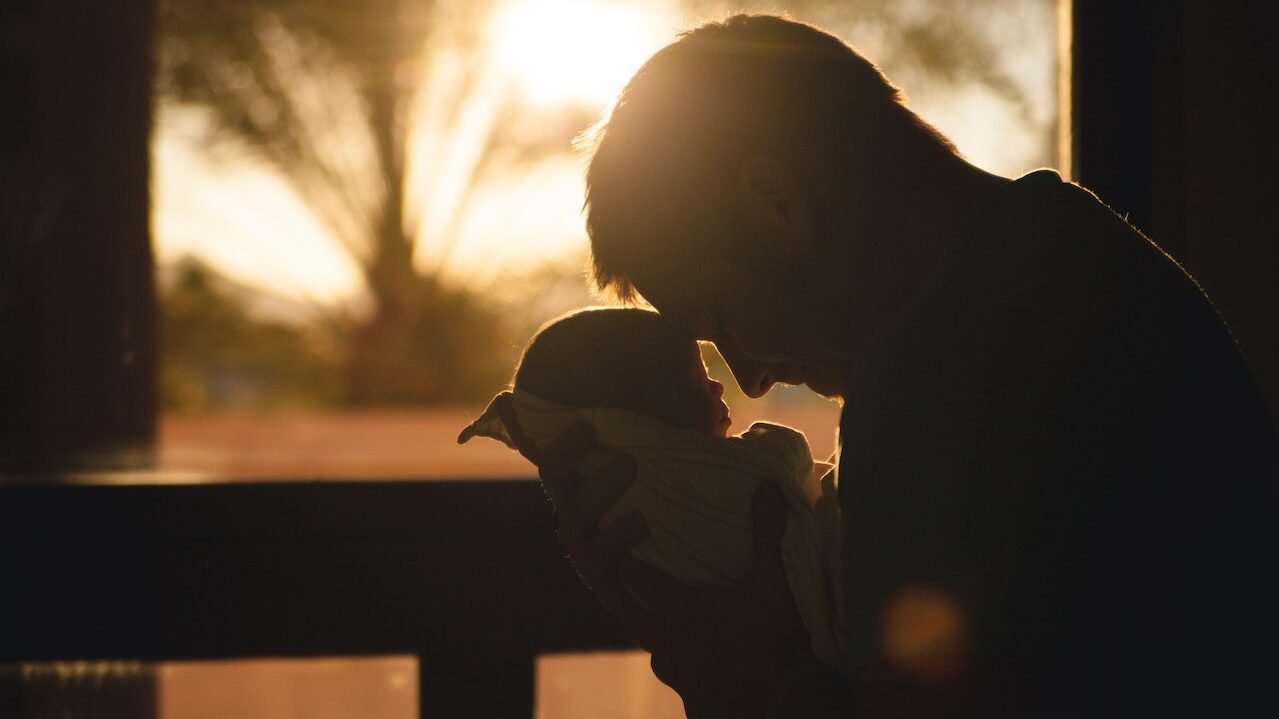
537, 14, 1277, 718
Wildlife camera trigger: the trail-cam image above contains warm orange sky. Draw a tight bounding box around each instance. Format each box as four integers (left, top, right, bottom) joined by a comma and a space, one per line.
152, 0, 1057, 308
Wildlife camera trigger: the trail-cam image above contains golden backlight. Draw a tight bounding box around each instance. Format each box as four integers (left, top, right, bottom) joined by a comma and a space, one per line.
154, 1, 1055, 304
490, 0, 674, 108
151, 0, 1056, 449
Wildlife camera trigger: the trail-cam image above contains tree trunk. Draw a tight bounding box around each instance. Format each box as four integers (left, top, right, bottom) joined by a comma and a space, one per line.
344, 73, 420, 404
365, 73, 415, 319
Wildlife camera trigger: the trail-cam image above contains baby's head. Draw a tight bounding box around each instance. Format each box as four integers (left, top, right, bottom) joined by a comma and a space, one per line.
514, 307, 732, 436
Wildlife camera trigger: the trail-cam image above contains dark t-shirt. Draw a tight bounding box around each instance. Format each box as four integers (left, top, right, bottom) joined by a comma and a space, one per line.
837, 170, 1277, 714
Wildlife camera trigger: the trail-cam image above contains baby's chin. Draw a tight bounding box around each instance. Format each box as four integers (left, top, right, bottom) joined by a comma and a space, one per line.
714, 414, 732, 437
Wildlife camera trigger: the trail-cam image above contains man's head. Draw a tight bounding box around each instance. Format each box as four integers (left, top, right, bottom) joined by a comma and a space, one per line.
578, 14, 961, 399
514, 307, 732, 436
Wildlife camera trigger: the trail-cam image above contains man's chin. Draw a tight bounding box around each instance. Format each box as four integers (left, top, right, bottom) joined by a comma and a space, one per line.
799, 367, 846, 401
807, 384, 845, 402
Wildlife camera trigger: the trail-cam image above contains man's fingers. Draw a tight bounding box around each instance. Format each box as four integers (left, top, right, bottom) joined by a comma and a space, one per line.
617, 556, 710, 618
557, 453, 637, 546
571, 553, 668, 650
751, 482, 790, 585
573, 512, 648, 577
586, 573, 660, 640
538, 421, 594, 506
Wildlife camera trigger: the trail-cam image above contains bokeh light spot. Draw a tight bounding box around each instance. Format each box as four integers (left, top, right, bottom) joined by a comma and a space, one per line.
881, 586, 968, 680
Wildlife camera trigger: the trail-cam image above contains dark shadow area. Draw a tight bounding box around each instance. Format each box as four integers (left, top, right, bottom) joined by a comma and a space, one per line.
1, 0, 157, 472
1072, 0, 1279, 417
0, 481, 628, 716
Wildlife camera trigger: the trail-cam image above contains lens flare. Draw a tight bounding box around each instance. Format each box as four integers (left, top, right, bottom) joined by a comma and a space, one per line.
881, 586, 968, 680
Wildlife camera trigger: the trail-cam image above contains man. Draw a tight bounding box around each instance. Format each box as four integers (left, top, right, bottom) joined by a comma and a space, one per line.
536, 14, 1277, 718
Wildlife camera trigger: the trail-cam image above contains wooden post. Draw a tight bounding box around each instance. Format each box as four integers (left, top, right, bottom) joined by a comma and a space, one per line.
0, 0, 159, 472
419, 653, 536, 718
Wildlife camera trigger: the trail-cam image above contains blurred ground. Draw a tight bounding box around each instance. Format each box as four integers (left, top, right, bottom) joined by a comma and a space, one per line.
158, 403, 841, 480
159, 652, 681, 719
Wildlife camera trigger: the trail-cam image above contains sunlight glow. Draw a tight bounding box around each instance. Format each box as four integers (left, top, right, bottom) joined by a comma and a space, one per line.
429, 156, 589, 284
152, 106, 362, 308
153, 1, 1058, 308
489, 0, 674, 107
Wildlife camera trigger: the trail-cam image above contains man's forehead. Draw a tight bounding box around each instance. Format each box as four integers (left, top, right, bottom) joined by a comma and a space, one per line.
634, 282, 703, 333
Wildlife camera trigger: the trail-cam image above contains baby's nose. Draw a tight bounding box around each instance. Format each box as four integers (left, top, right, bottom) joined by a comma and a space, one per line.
710, 379, 724, 398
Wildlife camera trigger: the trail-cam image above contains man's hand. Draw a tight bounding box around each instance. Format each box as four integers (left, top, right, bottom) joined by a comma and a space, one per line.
531, 418, 830, 718
533, 420, 655, 633
624, 484, 823, 718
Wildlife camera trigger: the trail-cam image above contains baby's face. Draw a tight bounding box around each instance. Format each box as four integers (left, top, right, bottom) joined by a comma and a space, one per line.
637, 344, 732, 437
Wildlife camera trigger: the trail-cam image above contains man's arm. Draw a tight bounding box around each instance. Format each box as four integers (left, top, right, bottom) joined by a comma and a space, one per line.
622, 485, 844, 719
535, 422, 1056, 718
532, 421, 849, 718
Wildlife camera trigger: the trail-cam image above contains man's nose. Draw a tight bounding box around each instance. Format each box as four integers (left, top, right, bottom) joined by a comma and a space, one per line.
718, 342, 777, 398
710, 379, 725, 398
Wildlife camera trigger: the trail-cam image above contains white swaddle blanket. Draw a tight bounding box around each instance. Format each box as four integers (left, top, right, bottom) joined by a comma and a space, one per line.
458, 390, 846, 669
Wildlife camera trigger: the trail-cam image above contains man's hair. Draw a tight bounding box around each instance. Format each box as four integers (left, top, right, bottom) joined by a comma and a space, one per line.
579, 14, 958, 302
514, 306, 695, 410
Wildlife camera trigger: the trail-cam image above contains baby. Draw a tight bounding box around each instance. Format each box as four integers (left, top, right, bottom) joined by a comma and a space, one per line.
459, 306, 844, 668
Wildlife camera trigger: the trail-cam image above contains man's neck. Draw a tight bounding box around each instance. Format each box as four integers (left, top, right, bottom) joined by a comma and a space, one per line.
894, 159, 1009, 248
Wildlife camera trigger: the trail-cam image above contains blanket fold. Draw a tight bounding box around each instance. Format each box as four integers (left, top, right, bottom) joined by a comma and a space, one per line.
459, 390, 846, 669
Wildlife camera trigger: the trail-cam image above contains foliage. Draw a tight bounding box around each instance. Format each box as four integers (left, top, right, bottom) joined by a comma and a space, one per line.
686, 0, 1051, 133
159, 259, 341, 412
152, 0, 1054, 410
340, 273, 518, 404
154, 0, 572, 406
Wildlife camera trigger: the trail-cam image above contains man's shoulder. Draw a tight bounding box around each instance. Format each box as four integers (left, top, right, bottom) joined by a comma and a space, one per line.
839, 171, 1276, 479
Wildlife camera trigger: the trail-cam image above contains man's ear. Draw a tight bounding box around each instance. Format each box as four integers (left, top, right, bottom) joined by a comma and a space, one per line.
737, 155, 814, 248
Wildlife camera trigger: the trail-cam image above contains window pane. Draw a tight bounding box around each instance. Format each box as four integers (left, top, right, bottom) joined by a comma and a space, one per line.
152, 0, 1056, 480
537, 651, 683, 719
3, 658, 416, 719
158, 657, 417, 719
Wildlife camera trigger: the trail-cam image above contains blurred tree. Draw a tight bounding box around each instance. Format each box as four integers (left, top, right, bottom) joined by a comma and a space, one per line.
155, 0, 575, 404
154, 0, 1053, 409
686, 0, 1051, 140
160, 258, 341, 412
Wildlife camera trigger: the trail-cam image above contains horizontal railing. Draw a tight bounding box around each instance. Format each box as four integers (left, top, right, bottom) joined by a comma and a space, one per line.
1, 480, 631, 717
